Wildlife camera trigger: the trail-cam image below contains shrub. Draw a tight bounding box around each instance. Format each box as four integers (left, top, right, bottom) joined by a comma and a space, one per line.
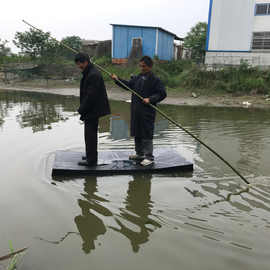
156, 60, 192, 76
175, 63, 270, 94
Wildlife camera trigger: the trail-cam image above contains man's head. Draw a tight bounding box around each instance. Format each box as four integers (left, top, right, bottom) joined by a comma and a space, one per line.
75, 53, 90, 71
139, 56, 153, 74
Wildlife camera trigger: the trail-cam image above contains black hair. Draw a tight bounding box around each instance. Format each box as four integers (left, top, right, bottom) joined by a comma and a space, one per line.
140, 56, 153, 67
74, 53, 90, 64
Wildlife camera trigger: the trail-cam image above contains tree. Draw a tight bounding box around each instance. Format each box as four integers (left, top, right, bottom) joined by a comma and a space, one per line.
12, 30, 81, 83
13, 28, 59, 59
0, 39, 11, 57
0, 39, 11, 66
184, 22, 207, 63
60, 36, 82, 60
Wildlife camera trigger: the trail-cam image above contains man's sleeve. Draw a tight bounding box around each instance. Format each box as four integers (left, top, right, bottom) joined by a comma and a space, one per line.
149, 78, 167, 104
114, 76, 136, 91
78, 74, 101, 116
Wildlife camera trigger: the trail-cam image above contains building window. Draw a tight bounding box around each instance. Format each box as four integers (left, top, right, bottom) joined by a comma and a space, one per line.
252, 32, 270, 50
255, 3, 270, 15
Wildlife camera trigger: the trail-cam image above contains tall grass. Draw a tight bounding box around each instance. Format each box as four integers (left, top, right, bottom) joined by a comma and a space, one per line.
178, 62, 270, 94
4, 54, 270, 95
93, 56, 193, 88
0, 242, 27, 270
93, 58, 270, 95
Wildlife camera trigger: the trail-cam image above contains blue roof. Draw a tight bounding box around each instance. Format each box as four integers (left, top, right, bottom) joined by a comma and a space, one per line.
111, 24, 183, 41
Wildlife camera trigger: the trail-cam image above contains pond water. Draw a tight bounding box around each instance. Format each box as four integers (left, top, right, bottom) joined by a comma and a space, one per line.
1, 90, 270, 270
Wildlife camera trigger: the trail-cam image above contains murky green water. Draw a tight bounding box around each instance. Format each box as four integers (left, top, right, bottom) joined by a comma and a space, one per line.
1, 90, 270, 270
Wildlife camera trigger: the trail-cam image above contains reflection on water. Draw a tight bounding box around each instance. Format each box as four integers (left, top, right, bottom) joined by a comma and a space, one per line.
110, 115, 129, 140
74, 175, 161, 254
1, 90, 270, 270
0, 90, 78, 132
110, 174, 161, 253
75, 177, 109, 254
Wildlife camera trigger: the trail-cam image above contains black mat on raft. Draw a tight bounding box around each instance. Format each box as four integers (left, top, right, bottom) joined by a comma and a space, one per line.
52, 148, 193, 176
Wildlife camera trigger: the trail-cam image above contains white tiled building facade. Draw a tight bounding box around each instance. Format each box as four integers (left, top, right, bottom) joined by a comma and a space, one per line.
205, 0, 270, 66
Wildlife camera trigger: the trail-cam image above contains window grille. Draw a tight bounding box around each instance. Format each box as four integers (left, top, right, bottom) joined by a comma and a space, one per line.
252, 32, 270, 50
255, 4, 269, 15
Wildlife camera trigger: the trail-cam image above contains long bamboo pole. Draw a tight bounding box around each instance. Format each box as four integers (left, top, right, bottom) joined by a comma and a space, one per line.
22, 20, 251, 186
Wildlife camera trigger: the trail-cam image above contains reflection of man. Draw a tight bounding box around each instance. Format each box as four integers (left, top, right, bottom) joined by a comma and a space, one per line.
74, 199, 106, 253
75, 53, 111, 166
74, 175, 161, 254
110, 174, 161, 253
74, 177, 112, 254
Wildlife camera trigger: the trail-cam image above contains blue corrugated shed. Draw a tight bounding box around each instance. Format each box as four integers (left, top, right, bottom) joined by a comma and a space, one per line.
111, 24, 182, 63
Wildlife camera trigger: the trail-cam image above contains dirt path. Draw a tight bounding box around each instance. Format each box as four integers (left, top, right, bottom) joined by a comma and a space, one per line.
1, 83, 270, 109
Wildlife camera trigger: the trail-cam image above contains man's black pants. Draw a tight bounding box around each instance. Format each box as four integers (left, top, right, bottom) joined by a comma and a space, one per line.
135, 137, 154, 160
84, 118, 99, 164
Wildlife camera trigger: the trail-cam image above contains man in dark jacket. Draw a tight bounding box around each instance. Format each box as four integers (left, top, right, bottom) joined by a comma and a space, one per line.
111, 56, 166, 166
75, 53, 111, 166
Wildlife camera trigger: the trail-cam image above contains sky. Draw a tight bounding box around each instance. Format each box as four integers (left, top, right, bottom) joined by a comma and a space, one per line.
0, 0, 210, 52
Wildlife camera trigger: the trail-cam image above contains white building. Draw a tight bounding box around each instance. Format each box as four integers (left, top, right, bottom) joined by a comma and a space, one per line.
205, 0, 270, 66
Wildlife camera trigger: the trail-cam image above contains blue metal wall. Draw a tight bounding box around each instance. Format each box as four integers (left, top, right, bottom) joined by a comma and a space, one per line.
113, 26, 156, 59
112, 25, 175, 61
113, 26, 129, 59
141, 28, 156, 57
157, 30, 174, 60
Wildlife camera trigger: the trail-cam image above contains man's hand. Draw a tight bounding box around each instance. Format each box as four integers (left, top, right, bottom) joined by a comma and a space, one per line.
143, 98, 150, 104
111, 74, 118, 80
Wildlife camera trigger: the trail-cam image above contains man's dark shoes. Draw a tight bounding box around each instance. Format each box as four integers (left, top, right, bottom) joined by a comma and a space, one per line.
129, 154, 144, 161
82, 156, 87, 160
78, 161, 97, 167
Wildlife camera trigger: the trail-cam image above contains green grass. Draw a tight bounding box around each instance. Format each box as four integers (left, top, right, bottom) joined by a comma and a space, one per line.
1, 242, 28, 270
3, 55, 270, 96
178, 62, 270, 95
92, 56, 193, 88
93, 57, 270, 95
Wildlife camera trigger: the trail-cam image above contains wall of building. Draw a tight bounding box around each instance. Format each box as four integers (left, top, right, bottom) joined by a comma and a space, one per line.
82, 40, 111, 58
207, 0, 255, 52
112, 26, 128, 59
157, 30, 174, 60
112, 25, 175, 62
206, 0, 270, 66
205, 51, 270, 66
254, 0, 270, 31
112, 26, 156, 60
174, 45, 183, 60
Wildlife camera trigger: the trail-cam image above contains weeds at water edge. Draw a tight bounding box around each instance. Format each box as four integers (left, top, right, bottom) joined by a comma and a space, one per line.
0, 242, 27, 270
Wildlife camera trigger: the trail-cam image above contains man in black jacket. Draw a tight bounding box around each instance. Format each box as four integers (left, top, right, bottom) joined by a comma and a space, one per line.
75, 53, 111, 166
112, 56, 166, 166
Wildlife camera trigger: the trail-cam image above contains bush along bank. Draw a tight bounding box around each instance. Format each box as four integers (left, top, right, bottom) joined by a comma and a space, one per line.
179, 62, 270, 95
3, 56, 270, 96
94, 57, 270, 95
93, 57, 193, 88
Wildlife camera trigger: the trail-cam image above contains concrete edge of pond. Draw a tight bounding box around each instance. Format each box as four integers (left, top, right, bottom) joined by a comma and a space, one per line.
1, 84, 270, 109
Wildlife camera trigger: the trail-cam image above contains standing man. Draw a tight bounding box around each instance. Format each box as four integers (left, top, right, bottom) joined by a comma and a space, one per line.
111, 56, 166, 166
75, 53, 111, 166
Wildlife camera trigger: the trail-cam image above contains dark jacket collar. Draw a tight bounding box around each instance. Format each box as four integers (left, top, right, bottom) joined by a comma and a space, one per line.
139, 71, 153, 78
82, 62, 94, 76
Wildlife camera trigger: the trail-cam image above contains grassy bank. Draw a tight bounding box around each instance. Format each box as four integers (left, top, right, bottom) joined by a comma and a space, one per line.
2, 57, 270, 96
93, 56, 191, 88
94, 57, 270, 95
